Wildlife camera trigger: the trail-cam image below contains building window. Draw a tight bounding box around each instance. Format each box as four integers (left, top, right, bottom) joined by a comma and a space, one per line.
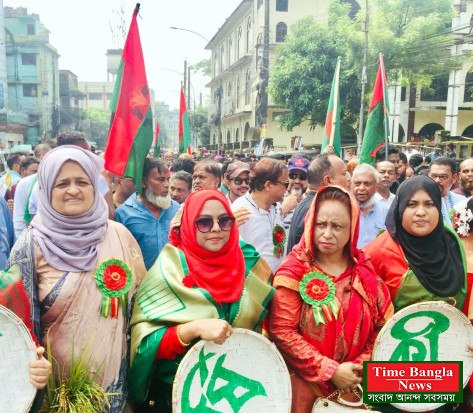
246, 17, 253, 53
21, 53, 36, 65
235, 128, 239, 142
23, 84, 37, 97
220, 45, 224, 73
227, 130, 231, 144
227, 81, 233, 97
236, 76, 240, 108
401, 86, 407, 102
27, 24, 35, 35
228, 38, 233, 66
276, 22, 287, 42
464, 71, 473, 102
213, 53, 217, 77
88, 93, 102, 100
276, 0, 288, 12
245, 69, 251, 105
237, 27, 243, 60
420, 74, 449, 102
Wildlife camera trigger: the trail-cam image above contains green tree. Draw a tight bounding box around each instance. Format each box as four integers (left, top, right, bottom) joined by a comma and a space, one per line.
191, 58, 211, 77
79, 108, 111, 150
269, 0, 460, 132
268, 17, 360, 131
331, 0, 457, 89
189, 106, 210, 147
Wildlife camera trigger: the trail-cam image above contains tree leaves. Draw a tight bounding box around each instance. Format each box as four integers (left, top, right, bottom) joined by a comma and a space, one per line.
268, 0, 461, 132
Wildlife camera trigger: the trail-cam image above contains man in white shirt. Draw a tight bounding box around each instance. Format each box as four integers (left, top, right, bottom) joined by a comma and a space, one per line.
429, 156, 465, 226
232, 158, 288, 273
351, 164, 389, 248
405, 142, 418, 162
374, 161, 396, 207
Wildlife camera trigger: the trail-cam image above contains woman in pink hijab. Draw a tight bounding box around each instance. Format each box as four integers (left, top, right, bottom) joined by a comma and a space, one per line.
4, 145, 146, 412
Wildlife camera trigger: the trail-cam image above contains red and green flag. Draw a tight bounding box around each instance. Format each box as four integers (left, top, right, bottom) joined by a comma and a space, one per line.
321, 57, 341, 156
104, 4, 153, 193
179, 84, 192, 155
153, 122, 160, 158
359, 53, 390, 165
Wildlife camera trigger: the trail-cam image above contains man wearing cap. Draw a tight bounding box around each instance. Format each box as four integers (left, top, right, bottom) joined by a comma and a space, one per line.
282, 157, 310, 233
224, 161, 251, 205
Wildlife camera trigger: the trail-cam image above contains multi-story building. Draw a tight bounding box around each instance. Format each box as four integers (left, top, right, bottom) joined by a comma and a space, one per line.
156, 101, 179, 149
78, 81, 115, 110
206, 0, 331, 152
0, 0, 28, 149
207, 0, 473, 152
59, 69, 83, 131
4, 6, 59, 145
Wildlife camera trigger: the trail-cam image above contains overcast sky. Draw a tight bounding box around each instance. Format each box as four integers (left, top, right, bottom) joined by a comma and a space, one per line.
3, 0, 242, 109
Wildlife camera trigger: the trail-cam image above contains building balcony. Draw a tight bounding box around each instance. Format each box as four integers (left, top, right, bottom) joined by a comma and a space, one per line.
222, 98, 235, 117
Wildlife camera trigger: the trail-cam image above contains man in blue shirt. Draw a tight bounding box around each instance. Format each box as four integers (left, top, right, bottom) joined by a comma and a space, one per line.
351, 163, 389, 248
116, 158, 179, 270
426, 144, 442, 163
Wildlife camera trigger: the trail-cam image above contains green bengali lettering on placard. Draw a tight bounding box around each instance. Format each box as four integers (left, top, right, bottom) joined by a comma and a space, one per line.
389, 311, 450, 361
181, 347, 267, 413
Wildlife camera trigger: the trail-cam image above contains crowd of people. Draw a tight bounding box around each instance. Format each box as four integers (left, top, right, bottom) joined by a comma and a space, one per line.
1, 133, 473, 413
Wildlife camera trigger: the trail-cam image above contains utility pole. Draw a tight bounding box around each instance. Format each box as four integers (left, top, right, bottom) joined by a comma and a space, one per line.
255, 0, 270, 146
183, 59, 187, 99
187, 65, 191, 111
358, 0, 369, 152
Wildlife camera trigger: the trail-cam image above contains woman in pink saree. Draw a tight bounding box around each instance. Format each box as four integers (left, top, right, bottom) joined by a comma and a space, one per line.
5, 146, 146, 412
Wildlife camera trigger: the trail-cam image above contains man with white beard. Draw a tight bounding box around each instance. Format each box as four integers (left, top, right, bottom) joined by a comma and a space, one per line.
351, 163, 389, 248
116, 158, 179, 270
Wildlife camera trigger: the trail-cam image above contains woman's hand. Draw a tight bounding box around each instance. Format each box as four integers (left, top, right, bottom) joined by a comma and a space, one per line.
233, 207, 251, 227
29, 346, 52, 389
179, 319, 233, 345
330, 361, 362, 393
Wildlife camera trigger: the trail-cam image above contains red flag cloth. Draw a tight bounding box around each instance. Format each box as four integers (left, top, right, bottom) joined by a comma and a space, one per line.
359, 55, 390, 165
178, 85, 192, 155
104, 4, 153, 191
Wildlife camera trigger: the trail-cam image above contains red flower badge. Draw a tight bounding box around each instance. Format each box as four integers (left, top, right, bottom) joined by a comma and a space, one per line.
299, 272, 340, 325
272, 224, 286, 258
94, 258, 132, 318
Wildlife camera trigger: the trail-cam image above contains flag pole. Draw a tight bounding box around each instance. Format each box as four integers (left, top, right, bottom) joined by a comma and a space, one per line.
329, 57, 341, 147
379, 53, 389, 161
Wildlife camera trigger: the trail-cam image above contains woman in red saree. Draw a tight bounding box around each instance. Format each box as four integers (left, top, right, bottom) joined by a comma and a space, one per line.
269, 185, 393, 413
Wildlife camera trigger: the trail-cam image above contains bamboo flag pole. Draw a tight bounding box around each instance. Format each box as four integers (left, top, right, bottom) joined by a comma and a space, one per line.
329, 57, 342, 147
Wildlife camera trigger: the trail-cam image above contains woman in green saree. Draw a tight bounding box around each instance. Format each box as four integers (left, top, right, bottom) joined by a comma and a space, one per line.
128, 189, 274, 412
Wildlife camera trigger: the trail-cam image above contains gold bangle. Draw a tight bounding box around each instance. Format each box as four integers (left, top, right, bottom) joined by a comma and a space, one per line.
176, 324, 190, 347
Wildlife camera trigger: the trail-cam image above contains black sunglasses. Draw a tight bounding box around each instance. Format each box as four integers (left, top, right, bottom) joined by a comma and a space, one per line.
275, 180, 290, 189
195, 216, 236, 233
229, 177, 250, 185
289, 172, 307, 180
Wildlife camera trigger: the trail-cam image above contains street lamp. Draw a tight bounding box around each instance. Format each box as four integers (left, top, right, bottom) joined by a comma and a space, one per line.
169, 26, 212, 151
169, 27, 210, 43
